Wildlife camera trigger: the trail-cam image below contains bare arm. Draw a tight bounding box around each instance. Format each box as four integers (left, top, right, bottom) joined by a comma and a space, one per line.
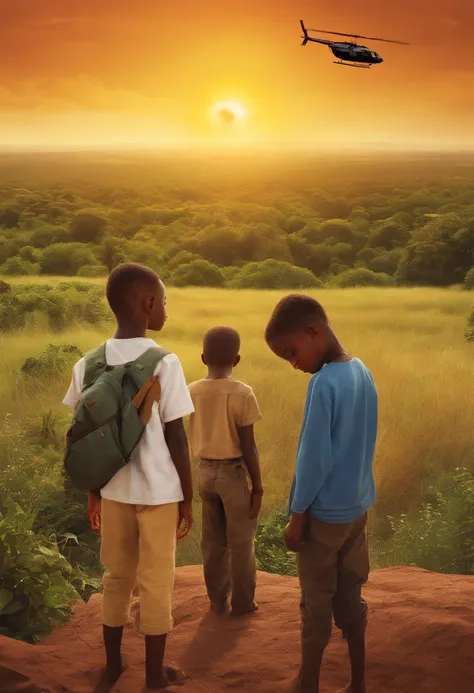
164, 418, 193, 505
238, 424, 263, 494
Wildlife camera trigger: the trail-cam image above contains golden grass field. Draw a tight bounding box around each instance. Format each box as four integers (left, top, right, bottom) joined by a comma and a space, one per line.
1, 280, 473, 543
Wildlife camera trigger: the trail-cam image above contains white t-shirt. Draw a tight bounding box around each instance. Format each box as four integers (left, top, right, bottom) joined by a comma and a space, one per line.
63, 338, 195, 506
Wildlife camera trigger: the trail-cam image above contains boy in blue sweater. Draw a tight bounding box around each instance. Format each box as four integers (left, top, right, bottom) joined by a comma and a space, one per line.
265, 295, 377, 693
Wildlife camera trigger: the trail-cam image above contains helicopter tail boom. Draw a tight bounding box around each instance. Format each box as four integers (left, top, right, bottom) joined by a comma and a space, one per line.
300, 19, 309, 45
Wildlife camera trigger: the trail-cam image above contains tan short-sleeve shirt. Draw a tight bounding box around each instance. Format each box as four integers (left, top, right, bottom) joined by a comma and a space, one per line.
188, 378, 262, 460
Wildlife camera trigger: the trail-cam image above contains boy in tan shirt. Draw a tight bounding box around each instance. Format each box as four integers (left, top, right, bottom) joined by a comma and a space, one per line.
188, 327, 263, 616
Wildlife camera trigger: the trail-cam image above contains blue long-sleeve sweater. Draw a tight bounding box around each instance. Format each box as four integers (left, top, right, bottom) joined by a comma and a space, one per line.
288, 358, 377, 524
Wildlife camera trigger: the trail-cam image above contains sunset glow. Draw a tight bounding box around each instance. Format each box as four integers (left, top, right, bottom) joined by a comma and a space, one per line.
211, 101, 248, 123
0, 0, 473, 150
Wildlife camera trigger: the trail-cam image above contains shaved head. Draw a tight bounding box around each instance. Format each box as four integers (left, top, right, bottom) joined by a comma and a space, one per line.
203, 327, 240, 367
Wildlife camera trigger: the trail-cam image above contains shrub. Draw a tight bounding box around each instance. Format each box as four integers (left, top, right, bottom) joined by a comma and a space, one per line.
0, 207, 20, 228
368, 249, 403, 276
376, 469, 474, 575
466, 309, 474, 342
255, 510, 296, 577
33, 486, 101, 573
171, 260, 226, 287
464, 267, 474, 290
40, 243, 98, 276
18, 246, 42, 263
70, 210, 107, 243
229, 259, 321, 290
0, 497, 80, 642
31, 225, 71, 248
77, 264, 107, 277
21, 344, 83, 378
334, 267, 395, 288
0, 283, 107, 332
167, 250, 202, 271
0, 256, 39, 276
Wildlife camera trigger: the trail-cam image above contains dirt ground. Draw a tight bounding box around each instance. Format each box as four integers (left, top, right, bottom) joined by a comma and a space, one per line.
1, 566, 473, 693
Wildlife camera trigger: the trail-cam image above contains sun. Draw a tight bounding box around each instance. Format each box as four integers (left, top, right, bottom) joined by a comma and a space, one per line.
211, 100, 248, 125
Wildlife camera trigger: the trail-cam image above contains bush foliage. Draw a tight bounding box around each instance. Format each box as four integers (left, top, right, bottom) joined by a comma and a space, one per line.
0, 282, 108, 331
0, 154, 473, 287
0, 497, 80, 642
376, 469, 474, 575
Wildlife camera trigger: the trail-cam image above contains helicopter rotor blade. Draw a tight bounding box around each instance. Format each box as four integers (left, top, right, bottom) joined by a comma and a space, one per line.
306, 28, 409, 45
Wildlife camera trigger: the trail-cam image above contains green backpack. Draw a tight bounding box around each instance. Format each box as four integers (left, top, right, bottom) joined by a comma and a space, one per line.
64, 343, 168, 492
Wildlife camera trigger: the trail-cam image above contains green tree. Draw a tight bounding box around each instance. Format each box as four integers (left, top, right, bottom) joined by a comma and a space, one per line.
311, 193, 350, 219
100, 237, 126, 273
368, 220, 410, 250
334, 268, 394, 288
0, 257, 38, 276
285, 215, 306, 234
368, 249, 403, 276
70, 210, 107, 243
0, 207, 20, 228
465, 267, 474, 290
123, 240, 164, 273
40, 243, 98, 276
397, 214, 474, 285
31, 225, 70, 248
18, 246, 41, 263
304, 219, 355, 245
171, 260, 225, 287
186, 226, 242, 266
167, 250, 202, 271
229, 259, 321, 289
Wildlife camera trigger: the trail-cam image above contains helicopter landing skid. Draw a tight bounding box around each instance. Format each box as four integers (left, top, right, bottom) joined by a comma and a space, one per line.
333, 60, 372, 69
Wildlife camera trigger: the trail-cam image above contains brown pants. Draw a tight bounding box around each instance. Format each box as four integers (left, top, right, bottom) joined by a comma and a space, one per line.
296, 513, 369, 685
101, 499, 178, 635
198, 459, 257, 611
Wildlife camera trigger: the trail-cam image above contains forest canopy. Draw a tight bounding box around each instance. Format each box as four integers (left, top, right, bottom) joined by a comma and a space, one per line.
0, 152, 473, 289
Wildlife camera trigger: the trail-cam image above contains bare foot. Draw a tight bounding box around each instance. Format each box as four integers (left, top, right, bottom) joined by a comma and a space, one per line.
106, 658, 126, 683
146, 665, 187, 690
93, 661, 126, 693
231, 601, 259, 617
336, 685, 366, 693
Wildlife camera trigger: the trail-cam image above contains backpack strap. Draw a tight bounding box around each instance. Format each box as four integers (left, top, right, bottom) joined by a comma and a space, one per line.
83, 343, 107, 390
128, 347, 169, 390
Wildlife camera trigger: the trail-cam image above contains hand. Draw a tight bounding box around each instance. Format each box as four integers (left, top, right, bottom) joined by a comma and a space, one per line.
283, 514, 306, 553
87, 492, 101, 533
177, 501, 193, 540
249, 493, 263, 520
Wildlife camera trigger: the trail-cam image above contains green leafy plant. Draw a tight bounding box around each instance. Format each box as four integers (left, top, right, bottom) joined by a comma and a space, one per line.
466, 309, 474, 342
376, 468, 474, 575
0, 497, 81, 642
255, 510, 297, 577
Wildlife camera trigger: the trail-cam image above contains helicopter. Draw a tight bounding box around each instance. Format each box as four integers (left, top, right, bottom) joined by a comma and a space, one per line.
300, 20, 408, 69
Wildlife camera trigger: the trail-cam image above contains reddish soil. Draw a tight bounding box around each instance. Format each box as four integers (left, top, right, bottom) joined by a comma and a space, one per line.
0, 566, 473, 693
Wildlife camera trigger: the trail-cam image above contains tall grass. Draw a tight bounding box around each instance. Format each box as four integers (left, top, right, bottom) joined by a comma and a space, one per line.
1, 283, 473, 565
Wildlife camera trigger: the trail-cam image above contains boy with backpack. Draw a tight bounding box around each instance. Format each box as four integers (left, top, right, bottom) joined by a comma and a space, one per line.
188, 327, 263, 616
63, 263, 194, 690
265, 295, 378, 693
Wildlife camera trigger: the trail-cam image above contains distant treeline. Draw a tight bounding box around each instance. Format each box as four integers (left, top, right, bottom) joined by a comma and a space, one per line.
0, 152, 473, 289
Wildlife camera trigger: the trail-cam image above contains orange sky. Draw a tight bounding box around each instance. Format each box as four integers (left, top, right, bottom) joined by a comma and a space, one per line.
1, 0, 473, 149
